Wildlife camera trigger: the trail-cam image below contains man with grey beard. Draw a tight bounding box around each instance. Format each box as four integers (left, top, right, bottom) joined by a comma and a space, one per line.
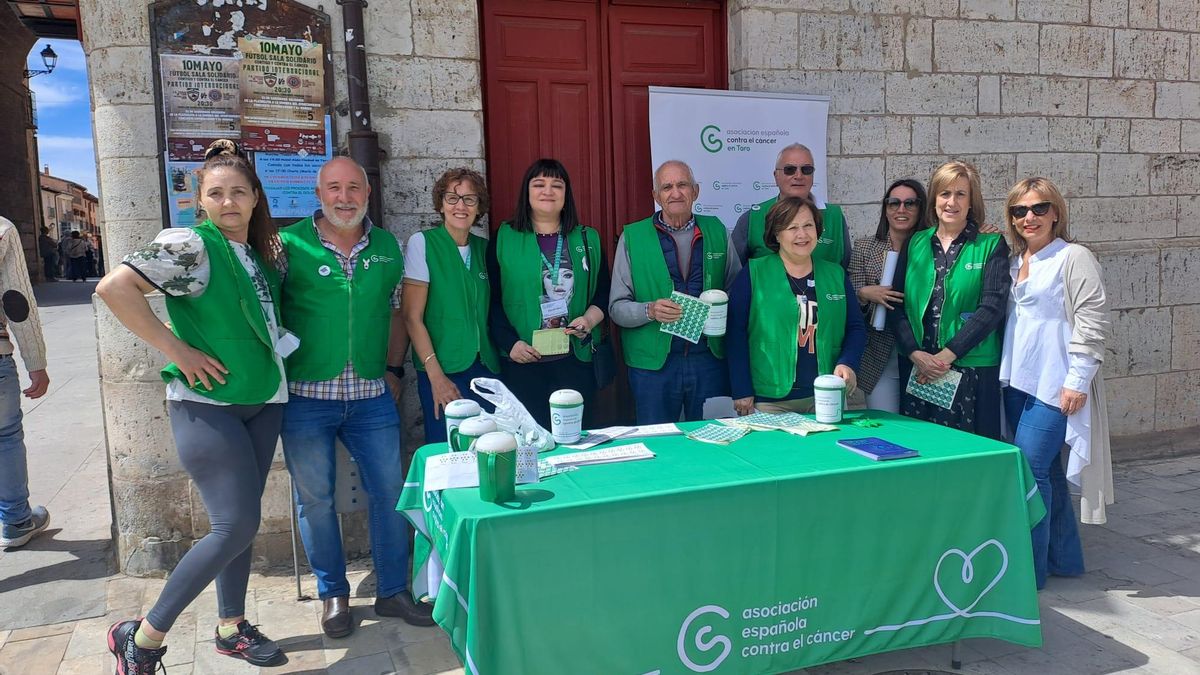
277, 156, 432, 638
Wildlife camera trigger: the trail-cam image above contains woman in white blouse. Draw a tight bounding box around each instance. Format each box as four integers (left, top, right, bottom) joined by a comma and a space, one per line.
999, 177, 1113, 590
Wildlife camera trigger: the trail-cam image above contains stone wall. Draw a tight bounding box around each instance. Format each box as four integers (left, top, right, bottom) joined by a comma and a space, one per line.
83, 0, 482, 574
730, 0, 1200, 453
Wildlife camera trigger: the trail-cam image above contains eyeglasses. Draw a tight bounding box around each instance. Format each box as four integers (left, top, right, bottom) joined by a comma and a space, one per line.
1008, 202, 1052, 219
444, 193, 479, 207
777, 164, 815, 177
884, 197, 921, 211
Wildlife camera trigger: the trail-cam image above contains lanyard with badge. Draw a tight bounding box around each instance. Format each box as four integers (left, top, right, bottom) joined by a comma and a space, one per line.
539, 234, 568, 320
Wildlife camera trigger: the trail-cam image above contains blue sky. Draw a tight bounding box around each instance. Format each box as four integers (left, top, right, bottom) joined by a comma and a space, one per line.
27, 39, 97, 195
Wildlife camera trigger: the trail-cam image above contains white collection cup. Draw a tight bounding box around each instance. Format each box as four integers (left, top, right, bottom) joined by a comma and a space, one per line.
699, 289, 728, 337
449, 415, 497, 453
444, 399, 481, 442
813, 374, 847, 423
549, 389, 584, 444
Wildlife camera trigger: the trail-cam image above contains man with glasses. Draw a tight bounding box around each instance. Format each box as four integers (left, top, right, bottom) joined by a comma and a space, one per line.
732, 143, 852, 267
609, 160, 741, 424
277, 156, 432, 638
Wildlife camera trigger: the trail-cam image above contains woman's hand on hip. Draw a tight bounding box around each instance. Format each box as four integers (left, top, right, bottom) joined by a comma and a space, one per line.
166, 341, 228, 391
1060, 387, 1087, 416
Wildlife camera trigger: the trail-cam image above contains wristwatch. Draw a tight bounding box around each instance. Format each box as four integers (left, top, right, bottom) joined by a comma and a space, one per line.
386, 364, 405, 378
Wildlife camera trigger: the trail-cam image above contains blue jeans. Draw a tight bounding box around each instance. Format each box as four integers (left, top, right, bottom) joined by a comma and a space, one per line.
0, 356, 31, 525
628, 350, 729, 425
282, 393, 410, 600
1004, 387, 1085, 589
415, 360, 493, 444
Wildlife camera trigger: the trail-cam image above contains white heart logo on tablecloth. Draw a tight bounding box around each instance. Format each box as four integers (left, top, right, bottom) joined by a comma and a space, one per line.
933, 538, 1009, 616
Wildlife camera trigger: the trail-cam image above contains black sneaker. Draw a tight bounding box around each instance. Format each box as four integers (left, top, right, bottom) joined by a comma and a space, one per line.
214, 620, 284, 666
107, 619, 167, 675
0, 505, 49, 548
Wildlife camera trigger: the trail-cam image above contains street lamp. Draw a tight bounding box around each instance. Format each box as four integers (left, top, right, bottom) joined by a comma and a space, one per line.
24, 44, 58, 79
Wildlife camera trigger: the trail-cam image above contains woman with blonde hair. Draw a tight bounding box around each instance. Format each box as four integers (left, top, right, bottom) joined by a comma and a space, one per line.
1000, 176, 1112, 589
890, 160, 1010, 439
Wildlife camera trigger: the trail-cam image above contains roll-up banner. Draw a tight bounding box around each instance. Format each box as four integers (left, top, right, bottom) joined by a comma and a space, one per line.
648, 87, 831, 230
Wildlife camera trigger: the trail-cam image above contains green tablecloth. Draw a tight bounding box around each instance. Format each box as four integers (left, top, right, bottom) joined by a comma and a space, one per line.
397, 412, 1045, 675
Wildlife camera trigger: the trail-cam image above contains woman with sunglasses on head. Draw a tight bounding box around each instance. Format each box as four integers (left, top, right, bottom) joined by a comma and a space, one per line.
98, 139, 287, 671
403, 168, 500, 443
1000, 177, 1112, 589
486, 159, 609, 428
847, 179, 930, 412
890, 160, 1010, 439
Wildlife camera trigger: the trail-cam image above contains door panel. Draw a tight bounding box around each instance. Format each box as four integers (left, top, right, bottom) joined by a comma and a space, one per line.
608, 3, 724, 236
482, 0, 604, 228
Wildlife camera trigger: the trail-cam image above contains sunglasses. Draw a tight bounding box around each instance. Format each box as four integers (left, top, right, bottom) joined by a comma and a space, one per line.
884, 197, 921, 210
1008, 202, 1052, 219
777, 164, 815, 177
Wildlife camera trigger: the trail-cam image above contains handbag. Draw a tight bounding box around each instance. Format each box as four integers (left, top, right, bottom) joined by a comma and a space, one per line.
582, 230, 616, 390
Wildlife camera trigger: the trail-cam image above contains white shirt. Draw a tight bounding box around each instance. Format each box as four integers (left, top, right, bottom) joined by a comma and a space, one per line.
402, 230, 471, 283
1000, 237, 1100, 408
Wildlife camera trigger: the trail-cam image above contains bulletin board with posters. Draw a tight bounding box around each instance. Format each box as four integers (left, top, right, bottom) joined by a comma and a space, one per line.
149, 0, 336, 227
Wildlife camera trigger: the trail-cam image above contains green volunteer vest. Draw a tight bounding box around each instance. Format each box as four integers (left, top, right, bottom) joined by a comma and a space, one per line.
495, 222, 602, 362
160, 220, 282, 404
747, 254, 847, 399
903, 228, 1002, 368
621, 214, 729, 369
278, 218, 404, 381
746, 195, 847, 266
414, 225, 500, 374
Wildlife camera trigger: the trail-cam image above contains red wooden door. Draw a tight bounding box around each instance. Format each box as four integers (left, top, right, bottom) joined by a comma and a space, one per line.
607, 2, 724, 243
480, 0, 726, 252
481, 0, 607, 232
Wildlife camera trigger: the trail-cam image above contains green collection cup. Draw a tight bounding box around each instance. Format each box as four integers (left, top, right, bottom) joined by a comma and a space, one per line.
449, 415, 496, 453
475, 431, 517, 504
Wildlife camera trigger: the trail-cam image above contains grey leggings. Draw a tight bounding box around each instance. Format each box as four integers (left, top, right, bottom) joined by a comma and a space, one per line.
145, 400, 282, 633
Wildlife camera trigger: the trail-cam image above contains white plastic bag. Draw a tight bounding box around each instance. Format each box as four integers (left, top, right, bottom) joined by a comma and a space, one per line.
470, 378, 556, 452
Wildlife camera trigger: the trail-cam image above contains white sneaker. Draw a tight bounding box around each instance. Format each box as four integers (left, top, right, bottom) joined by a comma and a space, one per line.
0, 505, 50, 548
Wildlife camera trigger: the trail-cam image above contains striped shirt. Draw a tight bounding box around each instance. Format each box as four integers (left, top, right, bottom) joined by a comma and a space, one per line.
287, 213, 403, 401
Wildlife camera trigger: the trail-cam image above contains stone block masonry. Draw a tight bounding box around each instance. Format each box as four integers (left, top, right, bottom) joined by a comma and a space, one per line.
84, 0, 1200, 574
731, 3, 1200, 457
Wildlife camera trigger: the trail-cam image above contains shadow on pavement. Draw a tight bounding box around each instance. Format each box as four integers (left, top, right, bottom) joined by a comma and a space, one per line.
32, 279, 99, 308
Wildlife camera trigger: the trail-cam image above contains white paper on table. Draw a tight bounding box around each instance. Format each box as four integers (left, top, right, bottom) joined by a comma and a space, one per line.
545, 442, 656, 468
424, 447, 539, 492
622, 423, 682, 438
562, 426, 637, 450
872, 250, 900, 330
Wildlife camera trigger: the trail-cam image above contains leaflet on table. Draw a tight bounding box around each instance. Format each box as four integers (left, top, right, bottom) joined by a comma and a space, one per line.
561, 424, 680, 450
544, 443, 656, 468
423, 447, 539, 493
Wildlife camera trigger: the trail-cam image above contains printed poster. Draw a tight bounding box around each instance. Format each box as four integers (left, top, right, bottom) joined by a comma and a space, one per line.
255, 117, 334, 218
164, 156, 203, 228
238, 36, 325, 154
160, 54, 240, 159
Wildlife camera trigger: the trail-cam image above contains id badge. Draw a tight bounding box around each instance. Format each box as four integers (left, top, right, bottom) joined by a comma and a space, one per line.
275, 328, 301, 358
540, 297, 568, 321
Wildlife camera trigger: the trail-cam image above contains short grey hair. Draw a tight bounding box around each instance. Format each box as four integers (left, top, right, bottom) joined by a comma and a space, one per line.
653, 159, 697, 190
774, 143, 813, 167
317, 156, 369, 186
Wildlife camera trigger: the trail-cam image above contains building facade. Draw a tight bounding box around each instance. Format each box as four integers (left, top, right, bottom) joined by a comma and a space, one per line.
81, 0, 1200, 573
40, 166, 99, 240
